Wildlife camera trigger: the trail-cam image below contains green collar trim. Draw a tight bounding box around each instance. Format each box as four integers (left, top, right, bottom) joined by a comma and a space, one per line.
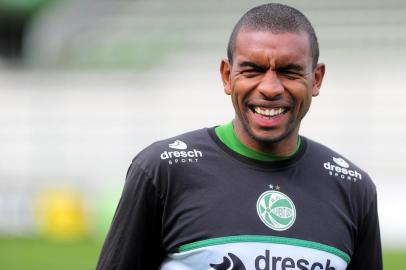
215, 122, 301, 162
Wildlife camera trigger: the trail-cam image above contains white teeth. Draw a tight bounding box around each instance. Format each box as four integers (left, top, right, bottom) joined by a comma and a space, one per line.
254, 107, 285, 117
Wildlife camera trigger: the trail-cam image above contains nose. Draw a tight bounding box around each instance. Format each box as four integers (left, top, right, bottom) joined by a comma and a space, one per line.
257, 70, 284, 99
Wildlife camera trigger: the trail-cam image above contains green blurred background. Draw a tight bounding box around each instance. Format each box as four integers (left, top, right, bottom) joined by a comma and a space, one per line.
0, 0, 405, 269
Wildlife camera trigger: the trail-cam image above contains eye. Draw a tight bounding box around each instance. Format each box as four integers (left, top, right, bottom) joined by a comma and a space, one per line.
241, 68, 264, 78
277, 69, 305, 80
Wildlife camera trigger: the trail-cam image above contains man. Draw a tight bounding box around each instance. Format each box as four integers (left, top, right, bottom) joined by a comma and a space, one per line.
97, 3, 382, 269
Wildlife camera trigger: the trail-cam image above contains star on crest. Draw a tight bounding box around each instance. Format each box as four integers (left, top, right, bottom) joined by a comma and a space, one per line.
269, 184, 281, 190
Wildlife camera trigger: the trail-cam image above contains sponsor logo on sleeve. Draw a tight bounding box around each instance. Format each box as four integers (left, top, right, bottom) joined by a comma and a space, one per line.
160, 140, 203, 165
323, 157, 362, 182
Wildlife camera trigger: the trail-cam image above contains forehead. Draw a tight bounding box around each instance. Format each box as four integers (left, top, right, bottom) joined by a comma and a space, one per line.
233, 30, 312, 66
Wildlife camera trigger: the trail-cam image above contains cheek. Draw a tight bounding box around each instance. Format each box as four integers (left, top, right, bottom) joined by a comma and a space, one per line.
229, 85, 242, 113
230, 81, 247, 104
231, 92, 245, 115
231, 78, 258, 100
230, 84, 253, 118
288, 83, 313, 112
299, 90, 314, 115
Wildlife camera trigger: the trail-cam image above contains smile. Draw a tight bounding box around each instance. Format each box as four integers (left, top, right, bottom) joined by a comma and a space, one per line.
252, 106, 288, 118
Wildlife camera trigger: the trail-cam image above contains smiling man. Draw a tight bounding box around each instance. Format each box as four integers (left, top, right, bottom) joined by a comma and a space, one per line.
97, 4, 382, 270
221, 30, 324, 156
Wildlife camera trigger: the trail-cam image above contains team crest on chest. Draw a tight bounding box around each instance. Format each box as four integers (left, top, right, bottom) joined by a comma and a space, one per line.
256, 190, 296, 231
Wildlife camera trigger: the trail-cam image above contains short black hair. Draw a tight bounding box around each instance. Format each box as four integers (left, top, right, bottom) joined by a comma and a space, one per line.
227, 3, 319, 68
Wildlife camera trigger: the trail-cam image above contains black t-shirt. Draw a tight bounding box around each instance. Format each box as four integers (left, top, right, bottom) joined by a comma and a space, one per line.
96, 127, 382, 270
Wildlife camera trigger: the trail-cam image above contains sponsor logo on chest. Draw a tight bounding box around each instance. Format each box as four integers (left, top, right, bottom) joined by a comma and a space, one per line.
323, 157, 362, 182
160, 140, 203, 165
209, 251, 338, 270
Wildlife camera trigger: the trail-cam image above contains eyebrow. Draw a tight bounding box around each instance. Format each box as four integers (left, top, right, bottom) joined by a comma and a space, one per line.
238, 61, 267, 70
277, 64, 305, 72
238, 61, 305, 72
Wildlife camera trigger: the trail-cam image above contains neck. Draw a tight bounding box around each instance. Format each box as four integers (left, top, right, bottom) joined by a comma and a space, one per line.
233, 119, 300, 157
215, 122, 301, 161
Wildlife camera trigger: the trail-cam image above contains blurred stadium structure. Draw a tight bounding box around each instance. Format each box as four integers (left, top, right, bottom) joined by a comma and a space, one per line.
1, 0, 406, 250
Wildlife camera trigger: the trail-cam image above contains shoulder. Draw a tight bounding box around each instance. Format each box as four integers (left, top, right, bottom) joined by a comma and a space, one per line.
302, 136, 377, 193
124, 128, 212, 195
131, 128, 211, 173
302, 137, 378, 221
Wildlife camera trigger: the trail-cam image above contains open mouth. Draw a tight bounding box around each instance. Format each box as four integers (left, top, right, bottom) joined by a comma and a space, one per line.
250, 106, 289, 118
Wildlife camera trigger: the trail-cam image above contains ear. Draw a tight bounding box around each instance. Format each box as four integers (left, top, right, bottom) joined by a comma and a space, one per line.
311, 63, 325, 97
220, 58, 232, 95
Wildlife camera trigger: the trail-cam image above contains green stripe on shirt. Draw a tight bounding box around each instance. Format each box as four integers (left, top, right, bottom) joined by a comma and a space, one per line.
177, 235, 350, 263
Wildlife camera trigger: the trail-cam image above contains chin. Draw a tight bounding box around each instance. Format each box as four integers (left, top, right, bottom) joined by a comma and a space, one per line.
245, 123, 296, 146
250, 132, 290, 144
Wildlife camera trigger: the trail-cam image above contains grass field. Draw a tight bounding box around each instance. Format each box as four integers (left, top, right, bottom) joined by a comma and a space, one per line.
0, 237, 101, 270
0, 237, 404, 269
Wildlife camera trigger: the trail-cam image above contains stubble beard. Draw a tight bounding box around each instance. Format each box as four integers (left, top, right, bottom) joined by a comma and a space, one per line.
241, 114, 297, 145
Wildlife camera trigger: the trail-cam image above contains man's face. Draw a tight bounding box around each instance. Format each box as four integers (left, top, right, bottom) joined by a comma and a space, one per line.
220, 30, 325, 153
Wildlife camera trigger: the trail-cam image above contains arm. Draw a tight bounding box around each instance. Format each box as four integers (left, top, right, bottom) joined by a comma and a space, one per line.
346, 193, 382, 270
96, 162, 164, 270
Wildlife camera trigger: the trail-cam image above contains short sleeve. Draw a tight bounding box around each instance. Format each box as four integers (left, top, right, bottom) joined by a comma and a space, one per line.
347, 192, 382, 270
96, 162, 165, 269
